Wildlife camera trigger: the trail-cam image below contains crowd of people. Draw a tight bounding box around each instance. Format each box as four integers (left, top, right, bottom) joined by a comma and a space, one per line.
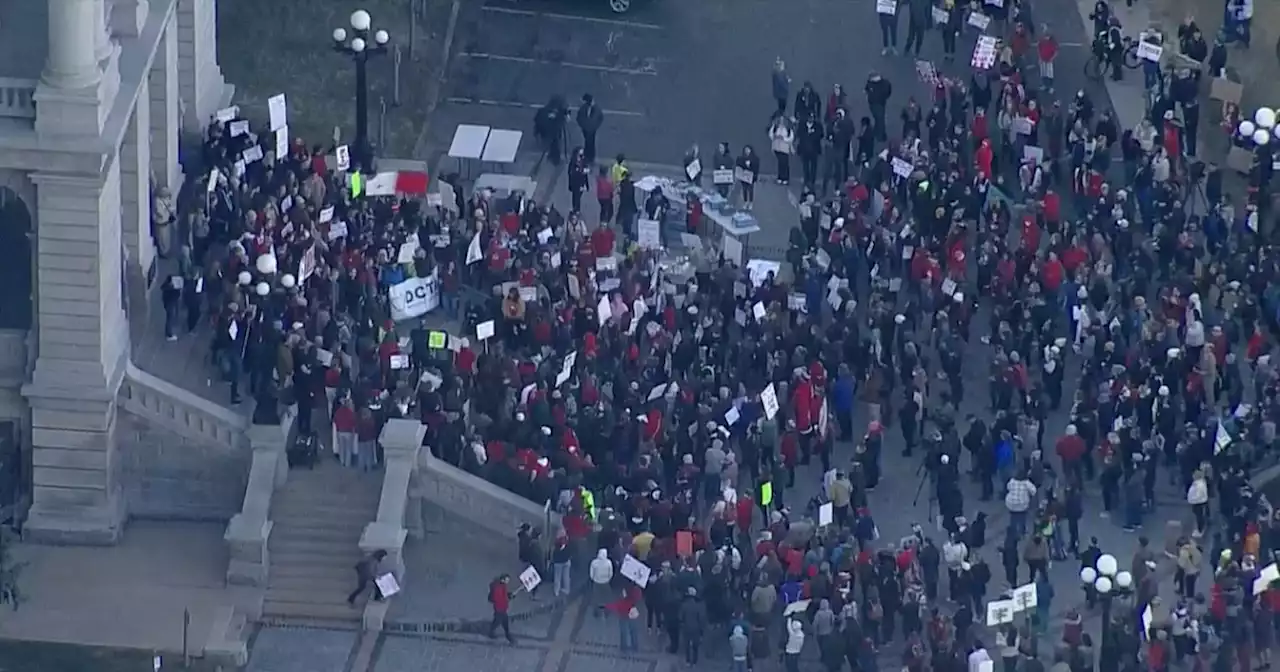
151, 0, 1280, 667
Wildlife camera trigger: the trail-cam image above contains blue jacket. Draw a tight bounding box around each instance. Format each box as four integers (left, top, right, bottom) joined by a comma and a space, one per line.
833, 376, 855, 412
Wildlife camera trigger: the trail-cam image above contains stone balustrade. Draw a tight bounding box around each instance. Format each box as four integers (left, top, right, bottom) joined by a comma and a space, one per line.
415, 449, 561, 540
0, 78, 36, 120
119, 363, 248, 449
358, 418, 425, 632
223, 424, 289, 588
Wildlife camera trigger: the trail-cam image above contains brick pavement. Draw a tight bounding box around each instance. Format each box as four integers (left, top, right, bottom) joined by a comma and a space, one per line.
245, 627, 360, 672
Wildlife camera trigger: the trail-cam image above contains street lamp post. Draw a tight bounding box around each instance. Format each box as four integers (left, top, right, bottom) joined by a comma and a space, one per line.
1080, 553, 1134, 645
332, 9, 390, 173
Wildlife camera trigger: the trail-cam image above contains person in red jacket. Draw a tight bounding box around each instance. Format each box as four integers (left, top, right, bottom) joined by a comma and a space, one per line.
1037, 29, 1059, 92
1055, 424, 1086, 483
1041, 251, 1065, 294
976, 139, 993, 180
488, 574, 517, 643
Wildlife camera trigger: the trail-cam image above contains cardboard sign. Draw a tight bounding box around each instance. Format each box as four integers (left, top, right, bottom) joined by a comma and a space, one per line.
336, 145, 351, 171
685, 159, 701, 180
876, 0, 896, 14
713, 169, 734, 185
1137, 40, 1163, 62
891, 157, 914, 178
267, 93, 288, 132
1012, 582, 1038, 611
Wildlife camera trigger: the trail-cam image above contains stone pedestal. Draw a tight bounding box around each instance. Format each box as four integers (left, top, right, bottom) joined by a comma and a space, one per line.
121, 73, 155, 285
22, 166, 131, 545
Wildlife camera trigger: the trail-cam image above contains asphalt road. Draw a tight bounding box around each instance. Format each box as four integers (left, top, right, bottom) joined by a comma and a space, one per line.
426, 0, 1122, 169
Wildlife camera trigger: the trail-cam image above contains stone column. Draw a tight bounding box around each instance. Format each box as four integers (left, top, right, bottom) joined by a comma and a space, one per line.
148, 12, 181, 196
120, 75, 155, 284
176, 0, 232, 131
35, 0, 116, 136
22, 164, 131, 545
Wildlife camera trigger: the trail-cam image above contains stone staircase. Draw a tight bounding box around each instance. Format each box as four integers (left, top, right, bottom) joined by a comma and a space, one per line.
262, 458, 382, 625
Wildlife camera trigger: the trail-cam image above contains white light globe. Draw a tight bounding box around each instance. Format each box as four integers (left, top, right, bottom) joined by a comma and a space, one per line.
1097, 554, 1118, 576
1254, 129, 1271, 146
255, 282, 270, 297
375, 29, 389, 45
1256, 107, 1277, 129
255, 253, 278, 275
332, 27, 347, 43
350, 9, 371, 31
351, 37, 366, 53
237, 271, 252, 286
1115, 570, 1133, 590
1080, 567, 1098, 584
1095, 576, 1113, 594
1239, 120, 1256, 137
281, 273, 297, 289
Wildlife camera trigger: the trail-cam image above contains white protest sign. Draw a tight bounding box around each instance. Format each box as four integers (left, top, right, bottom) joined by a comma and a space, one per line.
725, 406, 741, 426
398, 241, 419, 264
276, 125, 289, 159
388, 275, 440, 321
229, 120, 249, 137
942, 278, 957, 296
390, 354, 410, 370
336, 145, 351, 171
621, 555, 651, 587
298, 244, 317, 283
747, 259, 780, 287
267, 93, 288, 131
968, 12, 991, 30
752, 301, 766, 321
891, 157, 914, 178
325, 219, 348, 241
597, 296, 612, 326
1141, 605, 1153, 638
713, 169, 734, 185
215, 106, 240, 123
1215, 421, 1232, 454
243, 145, 264, 163
1255, 563, 1280, 594
985, 598, 1016, 626
376, 573, 401, 597
686, 159, 701, 180
876, 0, 896, 13
1012, 117, 1033, 136
476, 320, 496, 341
1137, 40, 1163, 62
519, 566, 542, 592
819, 502, 834, 527
638, 219, 662, 248
932, 6, 948, 22
1012, 583, 1038, 611
760, 383, 779, 420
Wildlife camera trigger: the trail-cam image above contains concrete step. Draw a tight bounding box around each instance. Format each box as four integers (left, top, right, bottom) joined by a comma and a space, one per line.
271, 523, 365, 544
265, 584, 355, 606
268, 570, 352, 593
262, 598, 362, 623
271, 548, 364, 568
271, 502, 379, 524
267, 560, 353, 581
269, 537, 361, 558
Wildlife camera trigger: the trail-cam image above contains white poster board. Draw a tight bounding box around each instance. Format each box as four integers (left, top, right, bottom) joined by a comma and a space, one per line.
336, 145, 351, 171
638, 219, 661, 248
519, 566, 542, 592
876, 0, 896, 13
267, 93, 288, 131
819, 502, 834, 527
388, 275, 440, 321
1012, 583, 1038, 611
761, 383, 779, 420
376, 573, 401, 597
985, 599, 1016, 626
621, 555, 651, 587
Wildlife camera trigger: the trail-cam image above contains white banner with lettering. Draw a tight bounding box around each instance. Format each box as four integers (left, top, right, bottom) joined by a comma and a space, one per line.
389, 275, 440, 321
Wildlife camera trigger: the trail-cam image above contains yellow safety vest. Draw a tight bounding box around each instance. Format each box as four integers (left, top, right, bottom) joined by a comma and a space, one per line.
760, 482, 773, 507
581, 489, 596, 522
350, 172, 364, 198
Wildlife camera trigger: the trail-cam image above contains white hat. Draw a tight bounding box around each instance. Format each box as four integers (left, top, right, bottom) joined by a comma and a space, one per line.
894, 314, 906, 324
1158, 385, 1170, 396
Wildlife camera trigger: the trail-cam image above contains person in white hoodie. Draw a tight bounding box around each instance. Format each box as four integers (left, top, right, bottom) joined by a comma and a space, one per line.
1187, 470, 1209, 536
770, 116, 795, 185
783, 617, 805, 672
589, 549, 614, 615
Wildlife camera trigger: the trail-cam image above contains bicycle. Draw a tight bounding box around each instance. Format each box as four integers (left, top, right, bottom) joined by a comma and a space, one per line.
1083, 37, 1142, 79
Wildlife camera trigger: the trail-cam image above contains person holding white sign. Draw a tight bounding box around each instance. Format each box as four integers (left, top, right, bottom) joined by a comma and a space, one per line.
770, 116, 795, 186
735, 146, 760, 209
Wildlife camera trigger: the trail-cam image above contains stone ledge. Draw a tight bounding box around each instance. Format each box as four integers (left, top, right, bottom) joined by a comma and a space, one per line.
203, 605, 249, 667
363, 599, 390, 632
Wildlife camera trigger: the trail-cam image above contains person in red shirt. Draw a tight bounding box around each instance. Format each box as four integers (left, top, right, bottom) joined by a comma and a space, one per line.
1037, 29, 1058, 92
487, 574, 516, 642
976, 139, 993, 180
1041, 251, 1064, 293
1055, 424, 1085, 482
332, 398, 358, 467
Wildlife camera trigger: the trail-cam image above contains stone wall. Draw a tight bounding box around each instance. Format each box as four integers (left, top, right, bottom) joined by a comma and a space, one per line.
117, 409, 251, 522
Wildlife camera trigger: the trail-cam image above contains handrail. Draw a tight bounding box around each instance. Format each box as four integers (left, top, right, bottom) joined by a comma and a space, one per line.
119, 362, 249, 448
358, 419, 425, 631
224, 423, 290, 587
0, 78, 37, 120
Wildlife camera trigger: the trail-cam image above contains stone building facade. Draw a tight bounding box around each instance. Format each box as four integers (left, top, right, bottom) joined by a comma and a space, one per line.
0, 0, 232, 543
